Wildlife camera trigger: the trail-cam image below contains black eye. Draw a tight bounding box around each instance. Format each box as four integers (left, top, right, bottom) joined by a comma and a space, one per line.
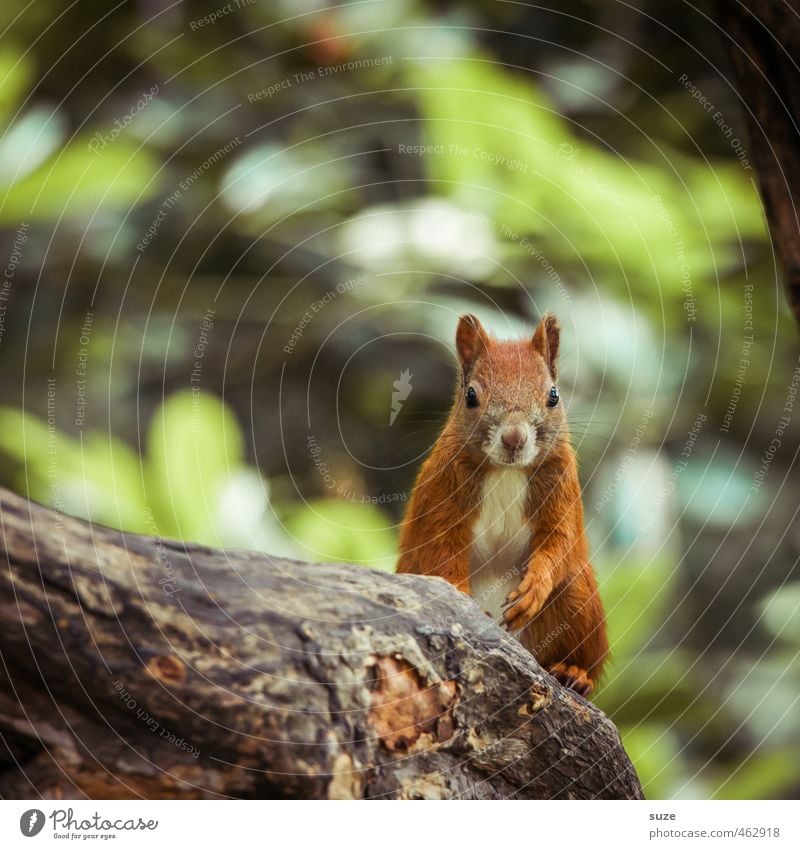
466, 386, 479, 408
547, 386, 559, 407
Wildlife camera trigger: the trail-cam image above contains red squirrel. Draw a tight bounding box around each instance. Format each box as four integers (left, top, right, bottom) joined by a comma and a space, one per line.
397, 313, 608, 696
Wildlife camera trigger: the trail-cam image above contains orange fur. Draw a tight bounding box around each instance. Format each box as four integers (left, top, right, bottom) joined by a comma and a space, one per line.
397, 313, 608, 695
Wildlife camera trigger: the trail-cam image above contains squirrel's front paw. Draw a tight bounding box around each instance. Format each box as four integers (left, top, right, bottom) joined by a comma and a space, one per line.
502, 573, 551, 631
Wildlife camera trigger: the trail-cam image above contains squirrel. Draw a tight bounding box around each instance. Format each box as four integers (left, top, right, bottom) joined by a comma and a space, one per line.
397, 313, 608, 696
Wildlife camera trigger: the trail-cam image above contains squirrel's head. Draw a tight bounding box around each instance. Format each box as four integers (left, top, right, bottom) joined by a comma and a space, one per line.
454, 313, 566, 468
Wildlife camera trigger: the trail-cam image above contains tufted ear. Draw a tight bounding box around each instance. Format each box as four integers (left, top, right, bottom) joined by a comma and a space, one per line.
531, 312, 560, 379
456, 314, 490, 378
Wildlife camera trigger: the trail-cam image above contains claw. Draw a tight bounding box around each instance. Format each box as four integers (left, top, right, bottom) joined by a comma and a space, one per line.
503, 606, 532, 632
548, 663, 594, 697
499, 615, 519, 635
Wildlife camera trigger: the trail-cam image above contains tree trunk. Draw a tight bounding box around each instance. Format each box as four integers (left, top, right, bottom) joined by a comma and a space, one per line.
721, 0, 800, 326
0, 487, 643, 799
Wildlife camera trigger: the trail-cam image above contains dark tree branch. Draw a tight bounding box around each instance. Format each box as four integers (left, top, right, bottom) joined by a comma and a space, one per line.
0, 487, 642, 799
720, 0, 800, 326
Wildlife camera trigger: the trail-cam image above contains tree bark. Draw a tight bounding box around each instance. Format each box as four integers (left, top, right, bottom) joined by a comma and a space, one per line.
720, 0, 800, 326
0, 487, 642, 799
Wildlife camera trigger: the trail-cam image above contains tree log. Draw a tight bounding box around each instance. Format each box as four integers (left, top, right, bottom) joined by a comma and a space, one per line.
0, 487, 643, 799
720, 0, 800, 327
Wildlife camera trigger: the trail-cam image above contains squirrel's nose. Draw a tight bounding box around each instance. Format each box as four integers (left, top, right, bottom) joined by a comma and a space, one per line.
501, 426, 528, 452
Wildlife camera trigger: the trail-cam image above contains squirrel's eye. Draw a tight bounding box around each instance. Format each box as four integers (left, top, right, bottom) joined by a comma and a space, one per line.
547, 386, 559, 407
466, 386, 479, 408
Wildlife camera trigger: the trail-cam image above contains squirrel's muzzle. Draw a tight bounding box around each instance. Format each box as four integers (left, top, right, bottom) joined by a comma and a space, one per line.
500, 425, 528, 452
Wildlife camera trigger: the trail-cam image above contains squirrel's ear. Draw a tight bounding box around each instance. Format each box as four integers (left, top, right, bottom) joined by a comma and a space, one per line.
456, 314, 489, 374
532, 312, 560, 378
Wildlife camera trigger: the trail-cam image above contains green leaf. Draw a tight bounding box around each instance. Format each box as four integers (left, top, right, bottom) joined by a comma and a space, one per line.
596, 557, 676, 660
0, 406, 77, 502
618, 722, 692, 799
0, 106, 67, 186
283, 498, 398, 571
407, 57, 765, 300
66, 433, 147, 532
759, 583, 800, 644
597, 649, 696, 724
0, 136, 160, 222
0, 407, 146, 531
714, 750, 800, 800
0, 46, 34, 128
145, 390, 244, 544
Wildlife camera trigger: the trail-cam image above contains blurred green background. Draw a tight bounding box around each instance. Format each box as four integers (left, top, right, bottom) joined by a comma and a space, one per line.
0, 0, 798, 799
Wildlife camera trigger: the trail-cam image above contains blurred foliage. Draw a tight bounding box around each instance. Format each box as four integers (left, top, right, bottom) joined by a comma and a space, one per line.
0, 0, 798, 799
0, 392, 395, 568
411, 57, 764, 298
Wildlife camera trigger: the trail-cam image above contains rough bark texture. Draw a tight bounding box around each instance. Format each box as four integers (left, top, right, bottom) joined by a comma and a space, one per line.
721, 0, 800, 326
0, 487, 642, 799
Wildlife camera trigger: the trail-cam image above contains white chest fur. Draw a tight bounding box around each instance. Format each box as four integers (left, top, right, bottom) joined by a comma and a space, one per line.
469, 470, 532, 623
